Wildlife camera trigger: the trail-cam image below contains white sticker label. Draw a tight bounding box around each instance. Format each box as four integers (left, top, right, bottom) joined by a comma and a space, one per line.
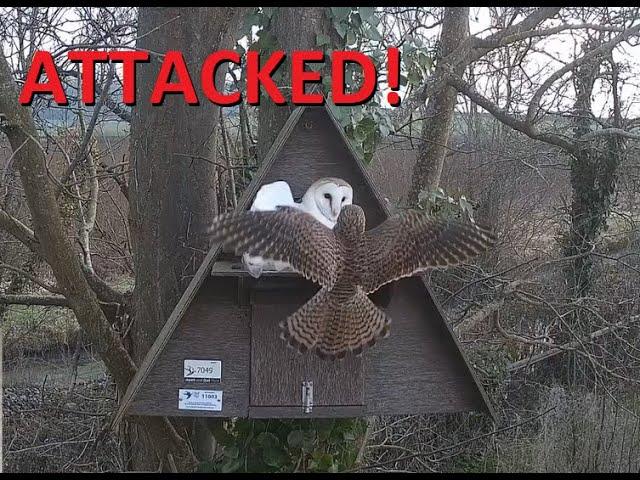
183, 359, 221, 383
178, 389, 222, 411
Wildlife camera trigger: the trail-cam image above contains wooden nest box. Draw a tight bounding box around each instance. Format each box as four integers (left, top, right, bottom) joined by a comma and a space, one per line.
116, 105, 494, 422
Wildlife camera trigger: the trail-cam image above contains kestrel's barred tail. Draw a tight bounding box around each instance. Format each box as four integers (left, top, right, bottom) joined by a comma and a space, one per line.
280, 289, 391, 360
279, 289, 328, 353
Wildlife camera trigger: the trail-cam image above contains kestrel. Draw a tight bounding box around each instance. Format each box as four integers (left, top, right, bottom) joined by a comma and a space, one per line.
209, 204, 496, 360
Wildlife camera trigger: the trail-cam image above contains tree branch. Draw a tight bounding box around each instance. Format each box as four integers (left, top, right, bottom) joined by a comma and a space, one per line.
526, 22, 640, 124
57, 64, 116, 191
470, 7, 562, 61
0, 261, 61, 294
0, 293, 68, 307
507, 315, 640, 372
0, 208, 40, 252
0, 207, 131, 308
444, 71, 578, 154
578, 127, 640, 142
0, 51, 137, 389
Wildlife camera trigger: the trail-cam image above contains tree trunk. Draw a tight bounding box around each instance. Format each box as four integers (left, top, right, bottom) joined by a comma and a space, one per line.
0, 40, 201, 474
565, 42, 621, 299
407, 7, 470, 205
128, 7, 241, 470
560, 40, 623, 384
0, 46, 137, 402
256, 7, 336, 161
0, 141, 40, 320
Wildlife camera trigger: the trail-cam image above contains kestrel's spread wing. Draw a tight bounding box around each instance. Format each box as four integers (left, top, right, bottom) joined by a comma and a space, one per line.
209, 203, 496, 360
208, 206, 343, 288
361, 211, 496, 294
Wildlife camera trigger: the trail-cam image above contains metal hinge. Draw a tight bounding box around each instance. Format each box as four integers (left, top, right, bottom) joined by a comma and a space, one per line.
301, 381, 313, 414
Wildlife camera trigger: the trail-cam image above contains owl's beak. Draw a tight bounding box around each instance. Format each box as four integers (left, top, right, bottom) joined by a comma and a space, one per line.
332, 204, 341, 219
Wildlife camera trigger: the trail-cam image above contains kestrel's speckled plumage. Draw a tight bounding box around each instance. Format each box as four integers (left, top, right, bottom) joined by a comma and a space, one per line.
208, 204, 496, 360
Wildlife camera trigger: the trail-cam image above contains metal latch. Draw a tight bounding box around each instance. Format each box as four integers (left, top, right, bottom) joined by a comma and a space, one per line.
302, 381, 313, 414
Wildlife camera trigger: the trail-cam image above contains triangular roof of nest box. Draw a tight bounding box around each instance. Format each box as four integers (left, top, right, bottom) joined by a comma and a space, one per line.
114, 104, 495, 425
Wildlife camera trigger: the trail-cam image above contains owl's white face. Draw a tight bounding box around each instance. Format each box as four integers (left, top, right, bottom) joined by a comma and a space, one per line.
313, 180, 353, 224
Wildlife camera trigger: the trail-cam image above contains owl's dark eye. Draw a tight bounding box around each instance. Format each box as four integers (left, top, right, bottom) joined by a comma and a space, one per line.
342, 196, 346, 203
324, 193, 331, 200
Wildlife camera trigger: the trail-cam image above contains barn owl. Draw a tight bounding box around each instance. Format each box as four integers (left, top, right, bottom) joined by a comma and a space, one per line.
209, 204, 496, 360
242, 178, 353, 277
299, 177, 353, 228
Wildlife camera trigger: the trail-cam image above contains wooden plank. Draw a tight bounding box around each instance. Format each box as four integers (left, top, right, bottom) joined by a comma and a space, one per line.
128, 279, 250, 417
113, 244, 223, 425
230, 106, 307, 214
113, 108, 308, 423
250, 290, 364, 408
249, 405, 365, 419
363, 278, 488, 415
416, 277, 497, 420
211, 260, 300, 278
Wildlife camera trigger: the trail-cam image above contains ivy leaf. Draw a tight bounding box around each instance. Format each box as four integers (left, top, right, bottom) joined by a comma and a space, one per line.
417, 52, 433, 70
359, 7, 376, 23
408, 67, 423, 85
287, 430, 304, 449
243, 11, 262, 31
223, 445, 240, 459
255, 432, 280, 448
252, 420, 267, 434
234, 43, 246, 56
302, 429, 317, 452
310, 452, 335, 472
402, 42, 416, 56
346, 29, 356, 46
316, 419, 335, 441
350, 12, 363, 28
368, 12, 381, 26
366, 25, 383, 43
330, 7, 351, 21
235, 419, 254, 437
220, 457, 243, 473
255, 31, 279, 55
322, 75, 333, 93
262, 445, 289, 468
316, 32, 330, 47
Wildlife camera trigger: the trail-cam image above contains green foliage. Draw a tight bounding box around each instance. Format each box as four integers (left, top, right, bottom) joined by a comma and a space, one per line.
237, 7, 438, 165
325, 7, 396, 163
418, 186, 476, 221
330, 102, 394, 163
199, 418, 367, 473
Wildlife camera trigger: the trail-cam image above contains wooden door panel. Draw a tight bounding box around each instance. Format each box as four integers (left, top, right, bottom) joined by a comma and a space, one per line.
250, 288, 364, 408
